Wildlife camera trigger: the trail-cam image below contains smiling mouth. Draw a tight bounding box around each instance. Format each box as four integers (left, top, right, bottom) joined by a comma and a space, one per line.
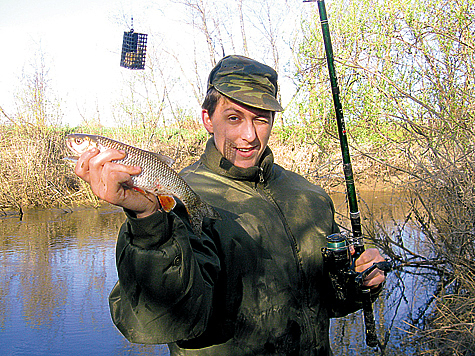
236, 147, 254, 152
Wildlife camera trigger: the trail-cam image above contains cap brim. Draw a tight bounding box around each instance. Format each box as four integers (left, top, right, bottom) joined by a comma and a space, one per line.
215, 85, 284, 112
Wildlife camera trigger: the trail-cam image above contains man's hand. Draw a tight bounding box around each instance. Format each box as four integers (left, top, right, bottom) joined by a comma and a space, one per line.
74, 148, 159, 218
355, 248, 386, 289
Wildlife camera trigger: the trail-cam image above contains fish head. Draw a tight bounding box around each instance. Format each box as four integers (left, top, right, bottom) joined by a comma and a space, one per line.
66, 134, 99, 155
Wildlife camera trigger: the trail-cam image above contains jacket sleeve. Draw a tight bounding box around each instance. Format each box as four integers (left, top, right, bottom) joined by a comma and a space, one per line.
108, 203, 221, 345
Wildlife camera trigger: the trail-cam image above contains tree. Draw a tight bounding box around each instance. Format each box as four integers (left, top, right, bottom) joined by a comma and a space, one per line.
14, 48, 63, 126
168, 0, 300, 120
297, 0, 475, 352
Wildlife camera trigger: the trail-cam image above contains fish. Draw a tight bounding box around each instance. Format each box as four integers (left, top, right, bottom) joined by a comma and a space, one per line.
65, 133, 220, 237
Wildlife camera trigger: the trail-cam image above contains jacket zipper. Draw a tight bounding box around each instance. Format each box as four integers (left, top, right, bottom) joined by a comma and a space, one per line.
254, 172, 315, 352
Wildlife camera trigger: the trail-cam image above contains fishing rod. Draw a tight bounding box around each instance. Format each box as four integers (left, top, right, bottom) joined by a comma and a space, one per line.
304, 0, 362, 249
303, 0, 389, 349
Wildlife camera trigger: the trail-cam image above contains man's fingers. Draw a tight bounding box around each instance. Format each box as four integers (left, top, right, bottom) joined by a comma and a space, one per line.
71, 147, 157, 216
101, 160, 142, 179
98, 170, 132, 197
88, 149, 126, 170
88, 149, 140, 186
90, 161, 141, 200
355, 248, 385, 270
363, 269, 386, 288
75, 148, 99, 182
355, 248, 387, 288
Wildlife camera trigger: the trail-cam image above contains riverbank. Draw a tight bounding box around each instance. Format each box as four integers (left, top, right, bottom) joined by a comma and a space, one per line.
0, 122, 407, 215
3, 122, 474, 354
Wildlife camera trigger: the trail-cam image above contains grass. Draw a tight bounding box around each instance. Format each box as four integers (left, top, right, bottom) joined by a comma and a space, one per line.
0, 120, 404, 215
0, 125, 84, 212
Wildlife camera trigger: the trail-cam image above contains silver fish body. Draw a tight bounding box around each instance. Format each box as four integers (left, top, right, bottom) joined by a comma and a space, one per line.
66, 133, 220, 236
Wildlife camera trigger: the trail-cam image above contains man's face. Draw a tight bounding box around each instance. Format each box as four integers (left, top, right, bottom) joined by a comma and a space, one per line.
202, 96, 274, 169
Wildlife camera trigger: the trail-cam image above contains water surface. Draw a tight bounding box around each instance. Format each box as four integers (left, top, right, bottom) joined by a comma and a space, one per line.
0, 206, 168, 356
0, 192, 432, 355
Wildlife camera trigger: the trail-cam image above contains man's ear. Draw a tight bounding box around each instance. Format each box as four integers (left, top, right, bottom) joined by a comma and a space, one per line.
202, 109, 214, 134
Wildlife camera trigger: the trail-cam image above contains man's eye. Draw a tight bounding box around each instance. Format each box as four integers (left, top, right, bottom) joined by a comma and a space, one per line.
255, 118, 269, 124
228, 116, 239, 122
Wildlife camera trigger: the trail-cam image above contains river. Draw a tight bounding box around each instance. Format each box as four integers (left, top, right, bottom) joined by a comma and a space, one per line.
0, 191, 433, 355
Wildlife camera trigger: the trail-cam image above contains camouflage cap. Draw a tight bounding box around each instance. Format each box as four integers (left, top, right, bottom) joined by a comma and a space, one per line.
207, 55, 284, 112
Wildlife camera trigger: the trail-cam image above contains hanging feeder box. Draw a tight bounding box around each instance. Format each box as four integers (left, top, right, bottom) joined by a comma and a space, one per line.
120, 29, 148, 70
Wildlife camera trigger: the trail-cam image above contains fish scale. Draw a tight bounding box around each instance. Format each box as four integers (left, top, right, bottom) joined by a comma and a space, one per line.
66, 133, 220, 237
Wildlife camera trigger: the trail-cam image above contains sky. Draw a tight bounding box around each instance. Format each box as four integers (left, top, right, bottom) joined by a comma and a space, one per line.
1, 0, 176, 126
0, 0, 310, 127
1, 0, 117, 125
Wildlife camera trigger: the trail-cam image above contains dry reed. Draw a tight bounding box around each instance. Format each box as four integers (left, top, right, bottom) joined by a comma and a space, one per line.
0, 125, 97, 213
0, 121, 400, 215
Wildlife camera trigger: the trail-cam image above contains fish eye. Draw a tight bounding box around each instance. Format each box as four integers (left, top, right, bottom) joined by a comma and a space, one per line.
74, 138, 83, 145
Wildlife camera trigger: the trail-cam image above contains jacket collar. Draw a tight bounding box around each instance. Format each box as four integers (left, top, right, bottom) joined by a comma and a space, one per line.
200, 138, 274, 182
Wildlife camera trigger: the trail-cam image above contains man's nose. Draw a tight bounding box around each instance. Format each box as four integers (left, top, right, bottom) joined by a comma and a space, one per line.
241, 120, 257, 142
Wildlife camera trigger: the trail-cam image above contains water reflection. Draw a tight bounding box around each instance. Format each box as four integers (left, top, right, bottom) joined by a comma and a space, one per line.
0, 193, 431, 355
330, 191, 436, 355
0, 206, 169, 355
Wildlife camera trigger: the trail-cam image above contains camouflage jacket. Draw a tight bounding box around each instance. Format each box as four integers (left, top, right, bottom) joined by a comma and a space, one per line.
109, 138, 365, 355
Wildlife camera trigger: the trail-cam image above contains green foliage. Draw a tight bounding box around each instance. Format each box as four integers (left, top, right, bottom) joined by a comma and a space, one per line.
297, 0, 474, 146
297, 1, 475, 353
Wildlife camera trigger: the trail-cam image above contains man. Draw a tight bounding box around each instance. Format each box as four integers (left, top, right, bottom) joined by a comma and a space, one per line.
75, 55, 385, 355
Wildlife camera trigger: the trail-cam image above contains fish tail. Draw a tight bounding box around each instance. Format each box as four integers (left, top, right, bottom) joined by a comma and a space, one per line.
187, 200, 220, 237
202, 201, 221, 221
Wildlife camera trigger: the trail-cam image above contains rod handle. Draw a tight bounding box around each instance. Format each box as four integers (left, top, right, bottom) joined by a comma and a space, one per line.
361, 288, 379, 348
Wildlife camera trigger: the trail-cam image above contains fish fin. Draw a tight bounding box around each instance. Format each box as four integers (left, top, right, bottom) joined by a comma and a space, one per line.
132, 186, 147, 195
150, 151, 175, 167
129, 187, 173, 212
158, 195, 176, 212
186, 200, 221, 238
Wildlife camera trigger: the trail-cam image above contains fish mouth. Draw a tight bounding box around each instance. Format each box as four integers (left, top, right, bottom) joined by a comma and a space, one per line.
66, 139, 75, 152
62, 155, 79, 163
